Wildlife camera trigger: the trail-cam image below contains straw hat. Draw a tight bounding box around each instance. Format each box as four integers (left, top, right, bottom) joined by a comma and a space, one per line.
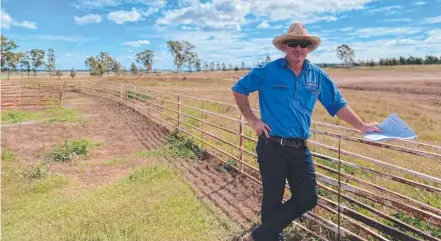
272, 23, 321, 53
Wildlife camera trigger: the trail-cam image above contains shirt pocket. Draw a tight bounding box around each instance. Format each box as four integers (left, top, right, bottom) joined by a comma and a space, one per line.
301, 81, 319, 113
267, 83, 291, 104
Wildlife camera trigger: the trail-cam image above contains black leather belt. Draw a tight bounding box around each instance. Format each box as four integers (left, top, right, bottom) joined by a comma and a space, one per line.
262, 136, 307, 148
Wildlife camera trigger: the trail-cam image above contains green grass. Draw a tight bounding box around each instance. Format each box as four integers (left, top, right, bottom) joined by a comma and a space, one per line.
103, 158, 127, 166
137, 131, 205, 161
2, 148, 16, 161
2, 162, 233, 241
46, 139, 98, 162
1, 110, 42, 124
1, 107, 85, 124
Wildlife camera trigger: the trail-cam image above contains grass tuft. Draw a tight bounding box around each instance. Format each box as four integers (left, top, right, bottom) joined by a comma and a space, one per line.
2, 148, 16, 161
46, 139, 97, 162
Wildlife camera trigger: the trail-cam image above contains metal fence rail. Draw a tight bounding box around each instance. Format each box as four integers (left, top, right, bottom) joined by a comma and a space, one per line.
56, 80, 441, 240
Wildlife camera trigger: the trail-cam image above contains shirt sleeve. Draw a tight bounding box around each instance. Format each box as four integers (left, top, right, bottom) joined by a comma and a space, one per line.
318, 70, 348, 116
231, 65, 265, 96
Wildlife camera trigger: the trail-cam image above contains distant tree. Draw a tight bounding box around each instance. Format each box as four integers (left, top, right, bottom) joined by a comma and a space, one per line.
85, 56, 104, 76
265, 54, 271, 63
369, 59, 376, 67
195, 59, 201, 72
56, 70, 63, 80
336, 44, 355, 67
70, 68, 76, 78
234, 65, 239, 71
222, 63, 226, 71
229, 64, 233, 70
209, 62, 215, 71
30, 49, 46, 77
130, 62, 138, 75
186, 52, 199, 72
216, 62, 220, 71
136, 50, 154, 74
21, 51, 31, 78
47, 48, 56, 79
415, 57, 423, 65
204, 62, 209, 71
241, 62, 245, 70
4, 52, 16, 79
1, 35, 18, 71
167, 40, 198, 73
399, 56, 406, 65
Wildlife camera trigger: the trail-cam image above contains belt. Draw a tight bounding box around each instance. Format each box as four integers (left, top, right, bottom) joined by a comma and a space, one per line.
262, 135, 307, 148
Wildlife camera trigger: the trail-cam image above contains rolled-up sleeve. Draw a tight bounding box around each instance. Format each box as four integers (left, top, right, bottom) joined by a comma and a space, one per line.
318, 70, 347, 116
231, 65, 265, 96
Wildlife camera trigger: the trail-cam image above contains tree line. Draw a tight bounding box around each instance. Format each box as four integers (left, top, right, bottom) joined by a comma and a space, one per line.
336, 44, 441, 67
1, 35, 77, 79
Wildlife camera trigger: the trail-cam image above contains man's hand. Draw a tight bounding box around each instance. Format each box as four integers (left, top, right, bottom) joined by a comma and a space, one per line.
249, 119, 272, 138
359, 122, 383, 134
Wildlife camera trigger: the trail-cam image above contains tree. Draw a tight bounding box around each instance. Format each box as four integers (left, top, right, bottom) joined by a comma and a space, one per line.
204, 62, 209, 71
234, 65, 239, 71
70, 68, 76, 78
195, 59, 201, 72
85, 56, 104, 76
167, 40, 198, 73
1, 35, 18, 70
130, 62, 138, 75
265, 54, 271, 63
336, 44, 355, 67
56, 70, 63, 80
30, 49, 46, 77
216, 62, 220, 71
222, 63, 226, 71
136, 50, 154, 74
229, 64, 233, 70
241, 62, 245, 70
210, 62, 215, 71
47, 48, 56, 79
21, 51, 31, 78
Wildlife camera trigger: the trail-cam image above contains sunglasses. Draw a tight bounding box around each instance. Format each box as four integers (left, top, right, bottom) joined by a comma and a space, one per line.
285, 40, 311, 48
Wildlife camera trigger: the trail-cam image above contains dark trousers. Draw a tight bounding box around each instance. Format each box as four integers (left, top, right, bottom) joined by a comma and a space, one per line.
252, 137, 318, 241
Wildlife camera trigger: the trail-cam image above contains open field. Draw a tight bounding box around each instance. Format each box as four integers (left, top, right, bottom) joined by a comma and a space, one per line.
2, 66, 441, 240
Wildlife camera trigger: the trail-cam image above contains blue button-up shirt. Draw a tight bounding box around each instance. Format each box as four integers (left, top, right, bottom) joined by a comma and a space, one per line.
232, 57, 347, 139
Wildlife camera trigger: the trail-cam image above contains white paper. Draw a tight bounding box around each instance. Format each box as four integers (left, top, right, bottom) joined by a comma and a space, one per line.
363, 113, 417, 142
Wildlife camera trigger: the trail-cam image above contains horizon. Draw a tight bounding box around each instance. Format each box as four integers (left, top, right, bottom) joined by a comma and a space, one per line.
1, 0, 441, 71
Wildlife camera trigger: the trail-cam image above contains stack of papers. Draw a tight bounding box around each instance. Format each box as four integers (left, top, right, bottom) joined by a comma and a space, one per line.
363, 113, 417, 142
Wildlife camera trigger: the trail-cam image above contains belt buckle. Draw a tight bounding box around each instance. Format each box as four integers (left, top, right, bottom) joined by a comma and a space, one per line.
280, 138, 285, 146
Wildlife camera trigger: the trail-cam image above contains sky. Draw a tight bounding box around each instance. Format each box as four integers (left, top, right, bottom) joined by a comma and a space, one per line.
1, 0, 441, 70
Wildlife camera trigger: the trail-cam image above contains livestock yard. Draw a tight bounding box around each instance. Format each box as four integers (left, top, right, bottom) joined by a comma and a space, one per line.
2, 66, 441, 241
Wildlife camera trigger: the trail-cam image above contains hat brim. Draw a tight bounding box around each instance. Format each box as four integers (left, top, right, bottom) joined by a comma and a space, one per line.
272, 35, 321, 53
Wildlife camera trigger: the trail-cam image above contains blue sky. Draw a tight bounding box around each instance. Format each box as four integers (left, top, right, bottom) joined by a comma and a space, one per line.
1, 0, 441, 70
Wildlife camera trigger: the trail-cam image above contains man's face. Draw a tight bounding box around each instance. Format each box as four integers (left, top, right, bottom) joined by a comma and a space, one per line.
282, 39, 311, 64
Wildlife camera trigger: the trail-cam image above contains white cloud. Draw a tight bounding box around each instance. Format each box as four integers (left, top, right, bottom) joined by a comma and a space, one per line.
423, 15, 441, 24
73, 0, 167, 11
1, 10, 13, 29
413, 1, 427, 5
384, 18, 412, 22
1, 10, 37, 29
156, 0, 373, 31
257, 20, 270, 29
74, 14, 103, 25
36, 35, 93, 43
352, 27, 421, 38
108, 8, 143, 24
122, 40, 151, 47
425, 29, 441, 44
367, 5, 401, 14
339, 27, 353, 32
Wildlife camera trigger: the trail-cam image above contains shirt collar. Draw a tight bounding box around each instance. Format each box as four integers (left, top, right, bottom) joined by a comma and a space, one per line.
281, 57, 311, 72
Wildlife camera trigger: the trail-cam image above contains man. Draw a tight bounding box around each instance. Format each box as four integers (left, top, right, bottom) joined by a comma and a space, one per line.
231, 23, 382, 241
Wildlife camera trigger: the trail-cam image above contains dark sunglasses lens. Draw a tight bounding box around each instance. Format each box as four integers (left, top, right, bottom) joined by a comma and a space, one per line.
287, 40, 311, 48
